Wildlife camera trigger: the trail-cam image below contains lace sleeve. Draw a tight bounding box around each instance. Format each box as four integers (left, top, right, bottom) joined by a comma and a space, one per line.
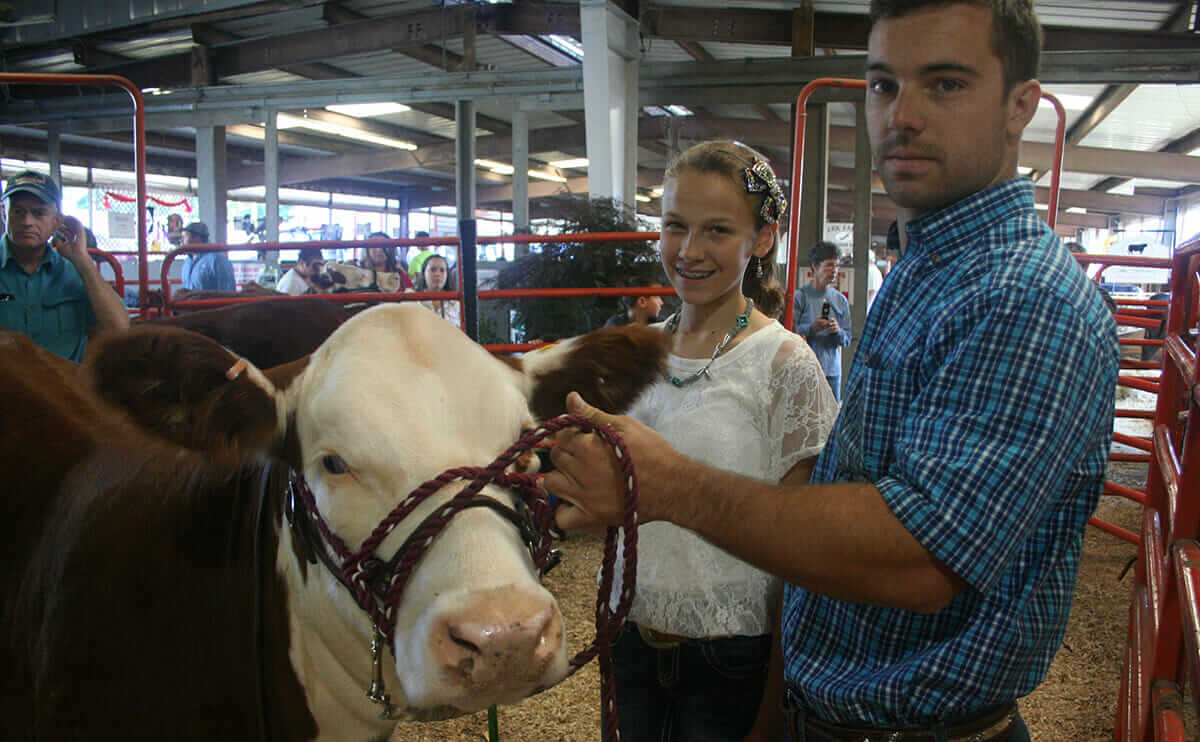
766, 335, 839, 482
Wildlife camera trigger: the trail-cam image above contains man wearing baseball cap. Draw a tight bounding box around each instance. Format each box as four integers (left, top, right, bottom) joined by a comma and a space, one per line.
180, 220, 236, 292
0, 170, 129, 362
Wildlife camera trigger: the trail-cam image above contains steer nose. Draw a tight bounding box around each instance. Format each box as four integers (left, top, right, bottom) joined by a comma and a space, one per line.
433, 588, 563, 688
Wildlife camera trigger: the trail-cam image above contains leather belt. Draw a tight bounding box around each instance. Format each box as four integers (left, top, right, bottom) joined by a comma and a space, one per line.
636, 624, 690, 649
788, 696, 1017, 742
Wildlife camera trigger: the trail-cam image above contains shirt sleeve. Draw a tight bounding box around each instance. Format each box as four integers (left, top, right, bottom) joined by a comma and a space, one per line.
793, 290, 816, 338
768, 336, 839, 481
876, 285, 1116, 593
835, 294, 852, 347
215, 255, 237, 292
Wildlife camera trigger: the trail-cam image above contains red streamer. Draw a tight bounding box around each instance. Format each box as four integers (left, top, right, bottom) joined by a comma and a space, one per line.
103, 191, 192, 212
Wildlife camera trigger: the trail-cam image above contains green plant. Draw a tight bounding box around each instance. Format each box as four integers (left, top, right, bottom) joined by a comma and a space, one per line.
495, 197, 665, 342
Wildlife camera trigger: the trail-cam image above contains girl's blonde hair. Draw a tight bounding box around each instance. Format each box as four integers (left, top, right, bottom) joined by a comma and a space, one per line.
663, 140, 786, 318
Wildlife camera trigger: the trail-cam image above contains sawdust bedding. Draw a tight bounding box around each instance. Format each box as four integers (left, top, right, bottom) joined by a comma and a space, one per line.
392, 464, 1147, 742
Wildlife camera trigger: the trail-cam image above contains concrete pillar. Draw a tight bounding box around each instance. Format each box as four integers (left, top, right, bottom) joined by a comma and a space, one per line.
195, 126, 228, 243
456, 99, 479, 341
581, 0, 639, 211
264, 111, 280, 246
47, 125, 62, 188
796, 103, 829, 274
512, 110, 530, 233
262, 111, 280, 270
846, 103, 873, 379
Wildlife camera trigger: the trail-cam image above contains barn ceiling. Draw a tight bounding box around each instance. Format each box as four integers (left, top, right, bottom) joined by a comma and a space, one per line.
1, 0, 1198, 228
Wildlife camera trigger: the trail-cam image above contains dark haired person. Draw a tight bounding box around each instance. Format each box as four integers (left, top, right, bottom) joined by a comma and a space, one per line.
180, 221, 236, 291
544, 2, 1118, 740
361, 231, 414, 291
276, 248, 325, 296
0, 171, 130, 361
604, 277, 666, 328
793, 240, 852, 401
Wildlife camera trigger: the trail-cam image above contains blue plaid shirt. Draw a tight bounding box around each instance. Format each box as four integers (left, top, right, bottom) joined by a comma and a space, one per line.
782, 179, 1119, 726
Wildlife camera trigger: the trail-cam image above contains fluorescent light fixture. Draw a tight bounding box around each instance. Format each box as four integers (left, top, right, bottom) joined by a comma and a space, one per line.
529, 170, 568, 183
1034, 203, 1048, 210
545, 34, 584, 60
643, 106, 671, 117
475, 158, 515, 175
1038, 94, 1093, 112
325, 102, 411, 118
665, 105, 694, 117
550, 158, 589, 169
650, 186, 664, 197
277, 113, 418, 150
1018, 166, 1033, 176
1066, 207, 1087, 214
635, 194, 651, 203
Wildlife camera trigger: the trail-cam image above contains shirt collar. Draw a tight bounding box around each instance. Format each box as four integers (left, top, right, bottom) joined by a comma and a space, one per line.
900, 178, 1036, 265
0, 234, 55, 272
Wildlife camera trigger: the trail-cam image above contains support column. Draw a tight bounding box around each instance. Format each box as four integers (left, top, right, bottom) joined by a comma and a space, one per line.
512, 109, 531, 258
398, 195, 409, 240
47, 125, 62, 187
512, 111, 530, 232
456, 99, 479, 341
847, 103, 873, 378
796, 103, 829, 278
581, 0, 640, 211
263, 111, 280, 272
195, 126, 228, 244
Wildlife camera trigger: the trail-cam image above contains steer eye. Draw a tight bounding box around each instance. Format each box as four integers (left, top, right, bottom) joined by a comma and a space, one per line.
322, 454, 349, 475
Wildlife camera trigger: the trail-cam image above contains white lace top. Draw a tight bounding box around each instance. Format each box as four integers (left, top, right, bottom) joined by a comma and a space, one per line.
611, 320, 838, 638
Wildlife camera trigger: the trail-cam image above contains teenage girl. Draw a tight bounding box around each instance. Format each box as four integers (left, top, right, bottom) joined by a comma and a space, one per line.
417, 254, 460, 326
609, 140, 839, 741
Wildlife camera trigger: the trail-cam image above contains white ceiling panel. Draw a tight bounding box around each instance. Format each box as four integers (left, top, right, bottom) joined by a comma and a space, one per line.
1079, 84, 1200, 151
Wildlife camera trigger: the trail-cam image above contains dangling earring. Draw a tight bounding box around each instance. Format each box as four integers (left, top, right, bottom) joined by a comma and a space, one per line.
754, 256, 763, 279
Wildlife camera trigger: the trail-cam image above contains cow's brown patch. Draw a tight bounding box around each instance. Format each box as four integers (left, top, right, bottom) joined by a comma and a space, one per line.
527, 324, 669, 420
85, 325, 280, 459
1, 336, 317, 740
146, 297, 347, 370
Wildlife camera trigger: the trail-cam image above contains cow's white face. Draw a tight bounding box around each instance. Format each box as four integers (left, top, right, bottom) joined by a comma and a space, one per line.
279, 304, 567, 729
312, 261, 405, 293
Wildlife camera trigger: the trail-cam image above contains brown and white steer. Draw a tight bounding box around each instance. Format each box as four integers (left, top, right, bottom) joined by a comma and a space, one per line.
1, 304, 666, 741
143, 296, 351, 370
311, 261, 409, 293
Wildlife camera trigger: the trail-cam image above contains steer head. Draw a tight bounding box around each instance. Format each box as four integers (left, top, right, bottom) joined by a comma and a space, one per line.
86, 304, 666, 732
309, 261, 404, 293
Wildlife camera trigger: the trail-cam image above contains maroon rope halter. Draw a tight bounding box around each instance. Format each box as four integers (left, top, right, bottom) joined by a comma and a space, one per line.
288, 413, 639, 740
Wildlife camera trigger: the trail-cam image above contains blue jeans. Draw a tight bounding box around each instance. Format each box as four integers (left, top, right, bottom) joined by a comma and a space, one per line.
825, 375, 841, 403
612, 623, 771, 742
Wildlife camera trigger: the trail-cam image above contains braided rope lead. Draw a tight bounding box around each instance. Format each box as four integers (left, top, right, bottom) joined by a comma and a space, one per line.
292, 413, 639, 739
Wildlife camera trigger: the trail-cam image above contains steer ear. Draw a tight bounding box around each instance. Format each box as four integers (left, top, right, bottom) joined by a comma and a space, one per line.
85, 326, 294, 460
517, 324, 669, 420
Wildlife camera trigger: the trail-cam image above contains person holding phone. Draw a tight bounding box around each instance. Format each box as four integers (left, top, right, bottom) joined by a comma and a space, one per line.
793, 240, 851, 401
0, 170, 129, 362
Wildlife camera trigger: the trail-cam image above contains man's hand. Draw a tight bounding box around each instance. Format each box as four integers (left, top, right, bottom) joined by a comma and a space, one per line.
827, 318, 840, 334
545, 391, 681, 531
50, 216, 90, 268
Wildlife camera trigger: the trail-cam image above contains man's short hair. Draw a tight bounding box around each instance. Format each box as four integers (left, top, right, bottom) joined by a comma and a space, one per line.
809, 241, 840, 268
298, 248, 324, 264
3, 170, 61, 207
368, 231, 389, 240
621, 276, 664, 309
414, 231, 430, 238
868, 0, 1042, 91
184, 222, 210, 242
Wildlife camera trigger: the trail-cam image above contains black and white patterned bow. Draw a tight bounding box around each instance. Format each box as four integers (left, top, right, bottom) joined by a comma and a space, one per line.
743, 159, 787, 225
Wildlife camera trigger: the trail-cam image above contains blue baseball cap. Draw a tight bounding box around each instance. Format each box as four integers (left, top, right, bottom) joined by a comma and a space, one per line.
2, 170, 61, 206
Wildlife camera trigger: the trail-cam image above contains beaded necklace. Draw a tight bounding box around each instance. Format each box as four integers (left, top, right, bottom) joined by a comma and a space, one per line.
663, 298, 754, 388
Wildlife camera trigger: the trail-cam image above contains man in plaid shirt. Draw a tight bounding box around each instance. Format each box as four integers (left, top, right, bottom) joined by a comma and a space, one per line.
545, 0, 1119, 739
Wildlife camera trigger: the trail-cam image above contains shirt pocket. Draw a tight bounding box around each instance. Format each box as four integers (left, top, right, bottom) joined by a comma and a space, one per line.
843, 351, 924, 479
42, 294, 88, 337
